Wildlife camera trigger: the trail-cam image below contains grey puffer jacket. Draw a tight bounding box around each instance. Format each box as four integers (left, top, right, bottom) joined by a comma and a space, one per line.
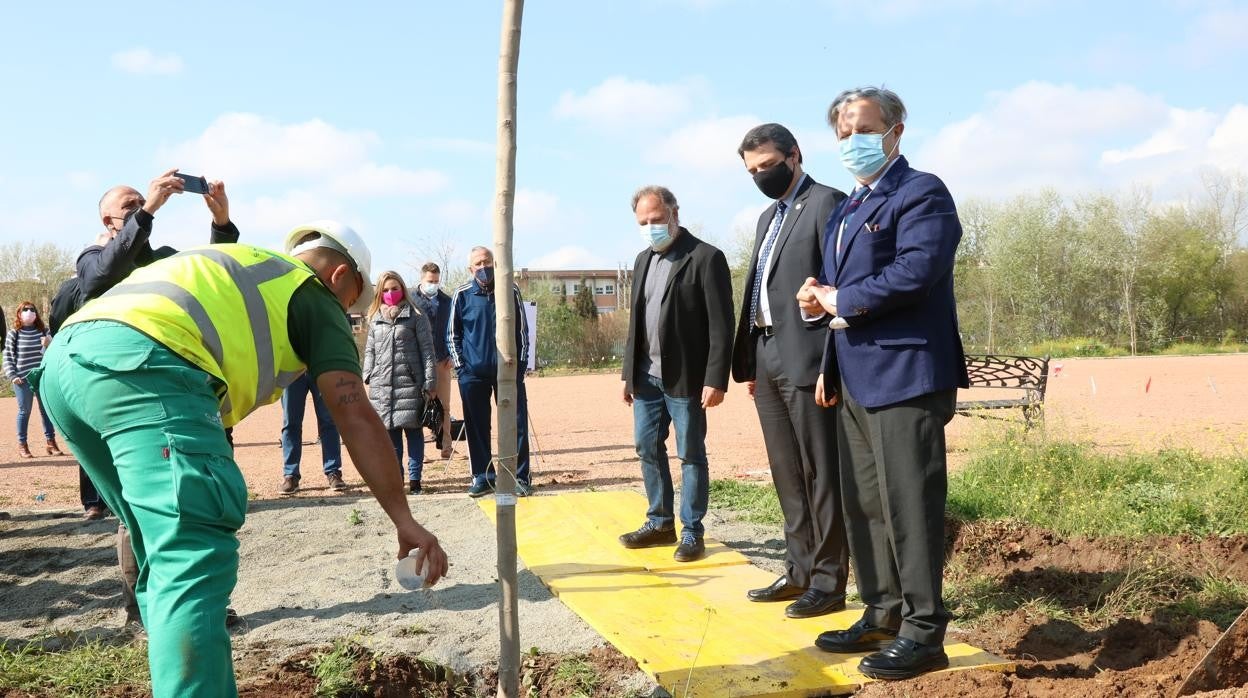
362, 303, 436, 429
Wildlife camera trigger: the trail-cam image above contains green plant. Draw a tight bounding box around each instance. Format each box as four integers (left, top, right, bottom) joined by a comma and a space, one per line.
948, 432, 1248, 537
311, 640, 366, 697
0, 636, 150, 696
551, 656, 600, 696
347, 509, 363, 526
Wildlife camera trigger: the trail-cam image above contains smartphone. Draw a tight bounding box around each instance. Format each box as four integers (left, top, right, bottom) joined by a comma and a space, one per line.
175, 172, 210, 195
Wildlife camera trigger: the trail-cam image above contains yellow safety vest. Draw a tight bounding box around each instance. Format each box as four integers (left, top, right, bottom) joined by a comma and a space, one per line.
67, 244, 317, 427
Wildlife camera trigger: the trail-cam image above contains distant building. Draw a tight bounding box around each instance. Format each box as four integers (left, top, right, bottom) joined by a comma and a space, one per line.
516, 267, 633, 315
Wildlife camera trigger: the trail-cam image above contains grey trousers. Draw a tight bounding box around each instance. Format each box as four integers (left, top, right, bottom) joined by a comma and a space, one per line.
753, 333, 848, 593
838, 382, 956, 645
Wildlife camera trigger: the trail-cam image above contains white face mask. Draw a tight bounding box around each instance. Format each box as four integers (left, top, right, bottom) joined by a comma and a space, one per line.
420, 282, 440, 297
19, 310, 36, 325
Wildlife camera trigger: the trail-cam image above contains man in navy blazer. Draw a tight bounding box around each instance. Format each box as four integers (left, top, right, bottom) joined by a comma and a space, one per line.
797, 86, 968, 681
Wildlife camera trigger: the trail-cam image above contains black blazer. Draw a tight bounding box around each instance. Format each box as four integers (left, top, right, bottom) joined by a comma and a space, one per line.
731, 176, 845, 387
622, 228, 735, 398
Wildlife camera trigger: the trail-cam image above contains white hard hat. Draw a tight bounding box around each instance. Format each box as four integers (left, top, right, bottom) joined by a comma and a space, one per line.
285, 220, 373, 306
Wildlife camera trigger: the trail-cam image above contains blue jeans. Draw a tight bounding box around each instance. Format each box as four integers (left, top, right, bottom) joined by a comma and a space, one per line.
280, 374, 341, 478
14, 379, 55, 444
388, 428, 424, 481
631, 373, 709, 537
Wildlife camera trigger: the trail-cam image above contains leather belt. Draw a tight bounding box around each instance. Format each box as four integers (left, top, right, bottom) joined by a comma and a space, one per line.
754, 325, 775, 337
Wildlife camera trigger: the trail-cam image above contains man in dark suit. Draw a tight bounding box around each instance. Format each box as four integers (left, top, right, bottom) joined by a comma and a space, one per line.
731, 123, 849, 619
797, 87, 968, 681
619, 185, 734, 563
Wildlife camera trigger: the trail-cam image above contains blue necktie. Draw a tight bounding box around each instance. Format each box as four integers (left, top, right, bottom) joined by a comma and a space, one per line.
836, 187, 870, 263
749, 201, 787, 326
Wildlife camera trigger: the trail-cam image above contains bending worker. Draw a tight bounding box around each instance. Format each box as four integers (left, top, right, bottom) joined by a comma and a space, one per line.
31, 221, 449, 698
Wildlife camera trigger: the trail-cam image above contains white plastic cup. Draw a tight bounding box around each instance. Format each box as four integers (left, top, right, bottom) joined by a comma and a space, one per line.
395, 550, 430, 590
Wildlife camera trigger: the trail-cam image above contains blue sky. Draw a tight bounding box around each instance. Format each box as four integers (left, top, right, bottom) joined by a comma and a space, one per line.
2, 0, 1246, 279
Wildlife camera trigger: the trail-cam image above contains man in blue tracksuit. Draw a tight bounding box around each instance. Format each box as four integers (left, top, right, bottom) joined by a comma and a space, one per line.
447, 245, 532, 497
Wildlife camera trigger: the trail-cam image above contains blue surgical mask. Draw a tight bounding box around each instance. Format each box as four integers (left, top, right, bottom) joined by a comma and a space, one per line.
839, 124, 898, 180
640, 223, 673, 251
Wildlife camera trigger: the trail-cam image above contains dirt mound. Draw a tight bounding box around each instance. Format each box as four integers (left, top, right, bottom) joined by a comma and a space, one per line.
948, 519, 1248, 585
232, 643, 641, 698
860, 519, 1248, 697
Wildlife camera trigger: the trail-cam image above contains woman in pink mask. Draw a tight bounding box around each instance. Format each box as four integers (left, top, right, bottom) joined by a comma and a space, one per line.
362, 271, 436, 493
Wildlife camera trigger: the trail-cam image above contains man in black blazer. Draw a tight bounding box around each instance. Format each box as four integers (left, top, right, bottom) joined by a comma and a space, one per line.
731, 123, 849, 619
620, 185, 735, 563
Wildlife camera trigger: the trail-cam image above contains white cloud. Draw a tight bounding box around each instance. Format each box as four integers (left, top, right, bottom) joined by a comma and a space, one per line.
1208, 105, 1248, 170
554, 76, 705, 131
158, 113, 379, 183
525, 245, 610, 269
1102, 108, 1220, 164
111, 48, 184, 76
646, 114, 760, 172
328, 163, 447, 197
913, 82, 1248, 199
511, 188, 561, 231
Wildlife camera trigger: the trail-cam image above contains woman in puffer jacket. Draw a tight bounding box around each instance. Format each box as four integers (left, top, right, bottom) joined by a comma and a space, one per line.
363, 270, 436, 494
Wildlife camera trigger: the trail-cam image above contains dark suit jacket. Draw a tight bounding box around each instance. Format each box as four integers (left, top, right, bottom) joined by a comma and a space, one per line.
819, 156, 969, 409
622, 228, 735, 398
731, 175, 844, 387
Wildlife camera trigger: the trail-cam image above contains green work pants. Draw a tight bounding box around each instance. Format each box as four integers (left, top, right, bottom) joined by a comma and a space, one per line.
32, 321, 246, 698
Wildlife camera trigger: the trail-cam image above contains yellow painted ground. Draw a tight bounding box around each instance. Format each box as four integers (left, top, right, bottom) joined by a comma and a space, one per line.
479, 490, 1012, 697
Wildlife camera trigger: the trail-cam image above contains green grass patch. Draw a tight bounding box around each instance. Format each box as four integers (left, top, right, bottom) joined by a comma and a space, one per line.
551, 656, 600, 696
311, 640, 366, 697
949, 432, 1248, 537
0, 636, 149, 697
1158, 341, 1248, 355
707, 479, 783, 526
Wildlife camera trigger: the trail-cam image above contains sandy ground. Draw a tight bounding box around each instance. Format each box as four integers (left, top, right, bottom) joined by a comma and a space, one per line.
0, 353, 1245, 693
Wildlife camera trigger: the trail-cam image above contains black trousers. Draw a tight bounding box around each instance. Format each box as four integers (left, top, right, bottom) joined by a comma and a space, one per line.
79, 466, 103, 510
838, 381, 956, 645
753, 333, 848, 593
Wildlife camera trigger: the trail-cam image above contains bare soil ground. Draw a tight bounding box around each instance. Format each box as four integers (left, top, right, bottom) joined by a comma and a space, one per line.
1, 353, 1246, 696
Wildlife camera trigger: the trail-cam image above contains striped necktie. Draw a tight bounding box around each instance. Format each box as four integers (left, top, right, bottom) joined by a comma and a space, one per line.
749, 201, 787, 327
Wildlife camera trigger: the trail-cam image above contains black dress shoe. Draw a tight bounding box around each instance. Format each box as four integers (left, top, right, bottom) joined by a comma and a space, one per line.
815, 618, 899, 653
747, 575, 805, 602
785, 589, 847, 619
858, 636, 949, 680
618, 523, 676, 549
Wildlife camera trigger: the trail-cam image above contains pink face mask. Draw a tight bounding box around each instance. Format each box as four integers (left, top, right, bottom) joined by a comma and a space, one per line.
381, 289, 404, 306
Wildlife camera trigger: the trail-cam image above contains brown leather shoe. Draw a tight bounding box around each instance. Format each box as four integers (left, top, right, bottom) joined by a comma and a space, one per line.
326, 472, 347, 491
84, 506, 105, 521
278, 475, 300, 495
17, 443, 33, 459
46, 438, 64, 456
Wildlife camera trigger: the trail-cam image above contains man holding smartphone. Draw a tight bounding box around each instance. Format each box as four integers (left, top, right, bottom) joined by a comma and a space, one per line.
77, 168, 240, 624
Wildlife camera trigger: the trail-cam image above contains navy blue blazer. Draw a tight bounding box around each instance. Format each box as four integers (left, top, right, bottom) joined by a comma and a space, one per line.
818, 156, 968, 409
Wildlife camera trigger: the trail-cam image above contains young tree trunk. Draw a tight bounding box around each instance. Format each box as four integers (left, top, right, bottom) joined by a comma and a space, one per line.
492, 1, 524, 696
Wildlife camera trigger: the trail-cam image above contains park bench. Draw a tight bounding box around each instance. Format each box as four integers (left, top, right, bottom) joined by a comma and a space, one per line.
955, 354, 1051, 428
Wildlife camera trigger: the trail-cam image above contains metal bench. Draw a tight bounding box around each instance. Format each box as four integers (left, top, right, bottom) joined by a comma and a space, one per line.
955, 354, 1050, 428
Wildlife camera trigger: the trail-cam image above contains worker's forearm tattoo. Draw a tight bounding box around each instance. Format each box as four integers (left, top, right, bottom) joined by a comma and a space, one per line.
335, 376, 362, 405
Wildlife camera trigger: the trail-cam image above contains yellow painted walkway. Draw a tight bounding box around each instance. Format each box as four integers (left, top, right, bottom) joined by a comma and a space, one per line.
479, 490, 1011, 696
